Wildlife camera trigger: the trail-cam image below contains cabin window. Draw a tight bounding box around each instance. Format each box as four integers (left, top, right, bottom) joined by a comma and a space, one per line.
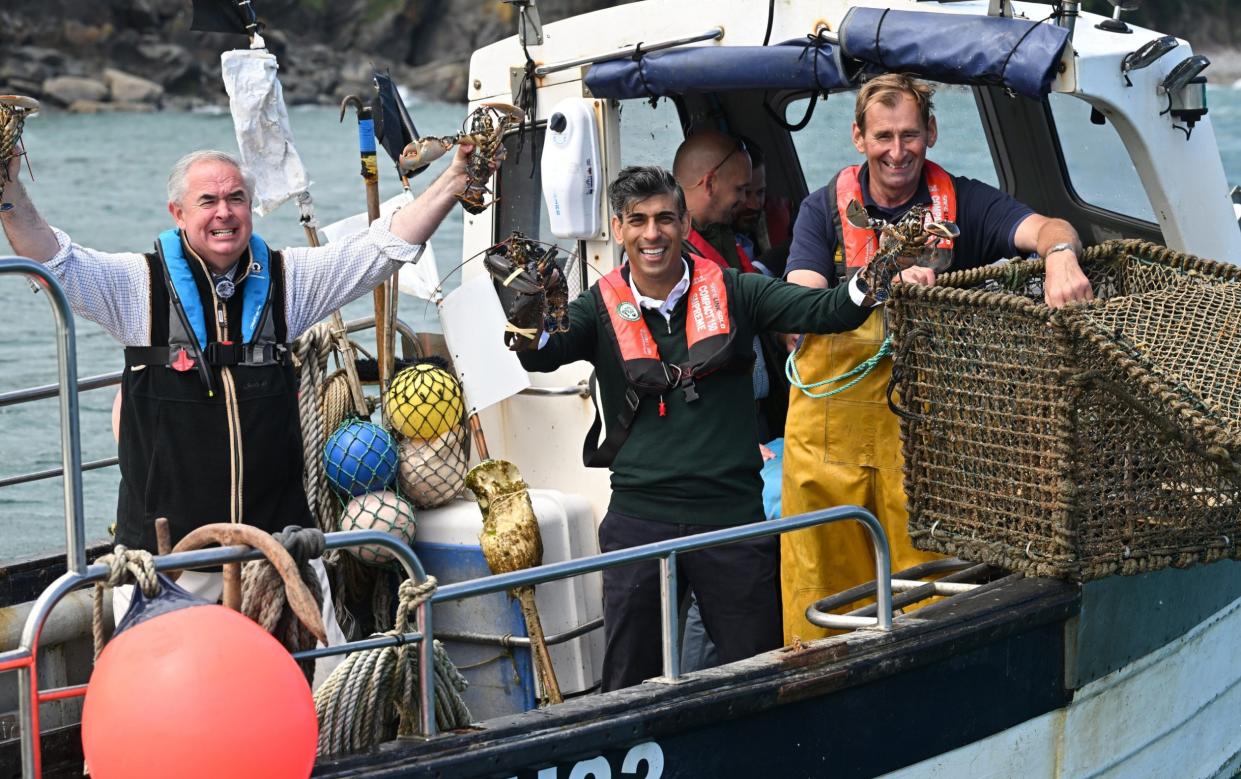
784, 84, 999, 192
617, 98, 685, 169
1047, 93, 1157, 224
493, 127, 586, 294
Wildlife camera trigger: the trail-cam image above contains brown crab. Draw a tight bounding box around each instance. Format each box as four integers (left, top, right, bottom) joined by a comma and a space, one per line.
398, 102, 525, 214
845, 198, 960, 302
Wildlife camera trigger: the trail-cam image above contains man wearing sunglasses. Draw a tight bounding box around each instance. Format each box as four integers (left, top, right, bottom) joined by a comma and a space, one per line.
673, 131, 756, 273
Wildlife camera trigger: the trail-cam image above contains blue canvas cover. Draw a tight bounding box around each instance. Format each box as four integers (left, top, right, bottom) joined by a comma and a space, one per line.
839, 7, 1070, 100
584, 40, 852, 100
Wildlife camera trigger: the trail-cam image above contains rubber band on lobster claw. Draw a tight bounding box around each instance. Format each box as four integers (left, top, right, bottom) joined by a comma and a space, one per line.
483, 232, 573, 351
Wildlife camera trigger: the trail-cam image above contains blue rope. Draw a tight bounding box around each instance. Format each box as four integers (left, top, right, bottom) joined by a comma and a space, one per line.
785, 336, 892, 398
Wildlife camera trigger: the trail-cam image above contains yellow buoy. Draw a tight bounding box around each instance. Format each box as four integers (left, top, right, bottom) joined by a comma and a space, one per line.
384, 364, 465, 440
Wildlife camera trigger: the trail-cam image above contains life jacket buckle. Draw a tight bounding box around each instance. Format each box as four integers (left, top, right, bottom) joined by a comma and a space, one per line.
623, 387, 640, 414
681, 378, 699, 403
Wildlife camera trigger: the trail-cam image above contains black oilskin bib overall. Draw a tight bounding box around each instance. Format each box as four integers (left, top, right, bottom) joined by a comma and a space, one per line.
115, 248, 311, 552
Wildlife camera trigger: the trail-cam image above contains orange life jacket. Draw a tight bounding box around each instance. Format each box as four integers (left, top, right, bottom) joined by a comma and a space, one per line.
686, 225, 757, 274
832, 161, 957, 273
594, 257, 744, 394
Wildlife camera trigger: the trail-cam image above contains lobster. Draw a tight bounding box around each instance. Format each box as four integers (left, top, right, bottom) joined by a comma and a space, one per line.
844, 198, 960, 302
0, 95, 39, 212
482, 232, 572, 351
399, 102, 525, 215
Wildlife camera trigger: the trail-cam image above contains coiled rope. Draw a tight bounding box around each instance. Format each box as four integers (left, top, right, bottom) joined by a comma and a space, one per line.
786, 336, 892, 398
241, 526, 326, 684
313, 576, 471, 757
293, 323, 361, 533
90, 546, 160, 660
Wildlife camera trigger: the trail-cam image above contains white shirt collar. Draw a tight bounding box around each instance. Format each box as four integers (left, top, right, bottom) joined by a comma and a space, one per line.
628, 259, 691, 321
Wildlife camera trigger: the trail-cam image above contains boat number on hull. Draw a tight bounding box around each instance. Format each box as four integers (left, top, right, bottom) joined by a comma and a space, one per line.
509, 741, 664, 779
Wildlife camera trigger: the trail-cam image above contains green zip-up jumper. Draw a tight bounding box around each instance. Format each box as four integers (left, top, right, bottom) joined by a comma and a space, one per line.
519, 263, 868, 526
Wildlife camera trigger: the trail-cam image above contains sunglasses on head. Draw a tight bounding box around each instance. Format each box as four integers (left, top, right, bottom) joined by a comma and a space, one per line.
702, 136, 748, 183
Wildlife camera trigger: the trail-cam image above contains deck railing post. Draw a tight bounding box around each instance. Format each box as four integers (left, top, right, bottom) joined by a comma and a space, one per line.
659, 552, 680, 682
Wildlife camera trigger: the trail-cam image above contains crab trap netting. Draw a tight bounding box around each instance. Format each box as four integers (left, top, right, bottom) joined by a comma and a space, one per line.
888, 239, 1241, 581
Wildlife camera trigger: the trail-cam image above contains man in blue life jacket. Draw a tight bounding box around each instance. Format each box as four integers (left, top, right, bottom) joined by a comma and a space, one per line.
516, 165, 933, 691
1, 143, 479, 617
780, 73, 1094, 642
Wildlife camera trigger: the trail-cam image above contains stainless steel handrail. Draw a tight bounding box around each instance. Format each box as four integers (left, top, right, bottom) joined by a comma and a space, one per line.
0, 369, 123, 409
0, 457, 118, 489
535, 27, 724, 77
433, 617, 604, 649
0, 314, 423, 491
434, 505, 892, 683
4, 507, 889, 776
0, 261, 86, 577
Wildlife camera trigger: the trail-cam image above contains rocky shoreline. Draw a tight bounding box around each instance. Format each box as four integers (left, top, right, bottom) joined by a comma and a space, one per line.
2, 2, 1239, 115
0, 0, 612, 112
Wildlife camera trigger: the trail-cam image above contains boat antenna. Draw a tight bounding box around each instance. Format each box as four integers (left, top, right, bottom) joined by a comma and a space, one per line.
502, 0, 541, 172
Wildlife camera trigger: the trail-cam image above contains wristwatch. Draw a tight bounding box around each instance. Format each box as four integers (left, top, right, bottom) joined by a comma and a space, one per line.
1044, 242, 1076, 258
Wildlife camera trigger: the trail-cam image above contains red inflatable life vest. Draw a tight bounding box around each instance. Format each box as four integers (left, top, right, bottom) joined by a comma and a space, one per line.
594, 257, 741, 393
685, 225, 757, 274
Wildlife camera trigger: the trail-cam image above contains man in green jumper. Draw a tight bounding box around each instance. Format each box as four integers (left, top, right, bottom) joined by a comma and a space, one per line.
517, 165, 931, 691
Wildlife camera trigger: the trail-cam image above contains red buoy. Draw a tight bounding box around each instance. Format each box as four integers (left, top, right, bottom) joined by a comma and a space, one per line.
82, 604, 317, 779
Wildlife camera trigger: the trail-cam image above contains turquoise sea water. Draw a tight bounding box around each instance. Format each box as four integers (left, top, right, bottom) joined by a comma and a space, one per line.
1, 88, 1240, 563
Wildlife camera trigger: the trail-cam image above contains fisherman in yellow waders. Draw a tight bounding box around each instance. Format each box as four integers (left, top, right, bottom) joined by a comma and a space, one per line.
780, 74, 1095, 642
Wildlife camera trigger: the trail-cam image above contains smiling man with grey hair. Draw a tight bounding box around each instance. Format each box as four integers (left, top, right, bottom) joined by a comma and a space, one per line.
0, 143, 479, 584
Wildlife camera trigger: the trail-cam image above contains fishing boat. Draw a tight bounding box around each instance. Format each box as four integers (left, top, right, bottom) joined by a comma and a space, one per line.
3, 0, 1241, 776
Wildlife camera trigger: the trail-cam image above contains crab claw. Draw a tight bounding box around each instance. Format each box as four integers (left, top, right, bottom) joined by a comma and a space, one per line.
0, 95, 40, 114
845, 198, 876, 230
480, 102, 526, 126
398, 137, 453, 174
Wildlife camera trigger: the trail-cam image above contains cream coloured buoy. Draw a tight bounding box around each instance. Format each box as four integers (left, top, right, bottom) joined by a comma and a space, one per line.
339, 490, 417, 565
397, 431, 467, 509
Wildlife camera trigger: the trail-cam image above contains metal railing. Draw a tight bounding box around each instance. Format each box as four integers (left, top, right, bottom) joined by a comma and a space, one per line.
0, 530, 435, 779
4, 506, 891, 778
433, 506, 893, 683
0, 260, 901, 775
0, 314, 425, 490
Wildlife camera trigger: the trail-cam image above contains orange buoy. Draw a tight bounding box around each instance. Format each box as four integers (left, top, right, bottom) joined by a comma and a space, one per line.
82, 603, 317, 779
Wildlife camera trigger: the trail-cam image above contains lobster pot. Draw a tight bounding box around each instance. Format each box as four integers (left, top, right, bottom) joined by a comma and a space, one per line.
384, 363, 470, 509
889, 239, 1241, 581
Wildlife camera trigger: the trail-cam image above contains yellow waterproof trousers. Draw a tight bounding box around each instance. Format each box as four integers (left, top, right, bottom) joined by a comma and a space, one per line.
780, 310, 942, 643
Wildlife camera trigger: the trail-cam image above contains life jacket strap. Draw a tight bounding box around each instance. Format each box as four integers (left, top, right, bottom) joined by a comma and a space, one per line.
583, 379, 642, 468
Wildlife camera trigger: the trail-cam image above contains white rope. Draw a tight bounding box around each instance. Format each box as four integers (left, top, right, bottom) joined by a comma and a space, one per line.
312, 577, 471, 757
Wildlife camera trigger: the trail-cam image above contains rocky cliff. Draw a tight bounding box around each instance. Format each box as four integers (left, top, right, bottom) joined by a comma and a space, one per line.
0, 0, 614, 111
2, 0, 1238, 113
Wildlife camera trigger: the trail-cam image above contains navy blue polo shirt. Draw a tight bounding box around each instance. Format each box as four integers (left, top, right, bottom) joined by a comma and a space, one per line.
786, 163, 1033, 286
